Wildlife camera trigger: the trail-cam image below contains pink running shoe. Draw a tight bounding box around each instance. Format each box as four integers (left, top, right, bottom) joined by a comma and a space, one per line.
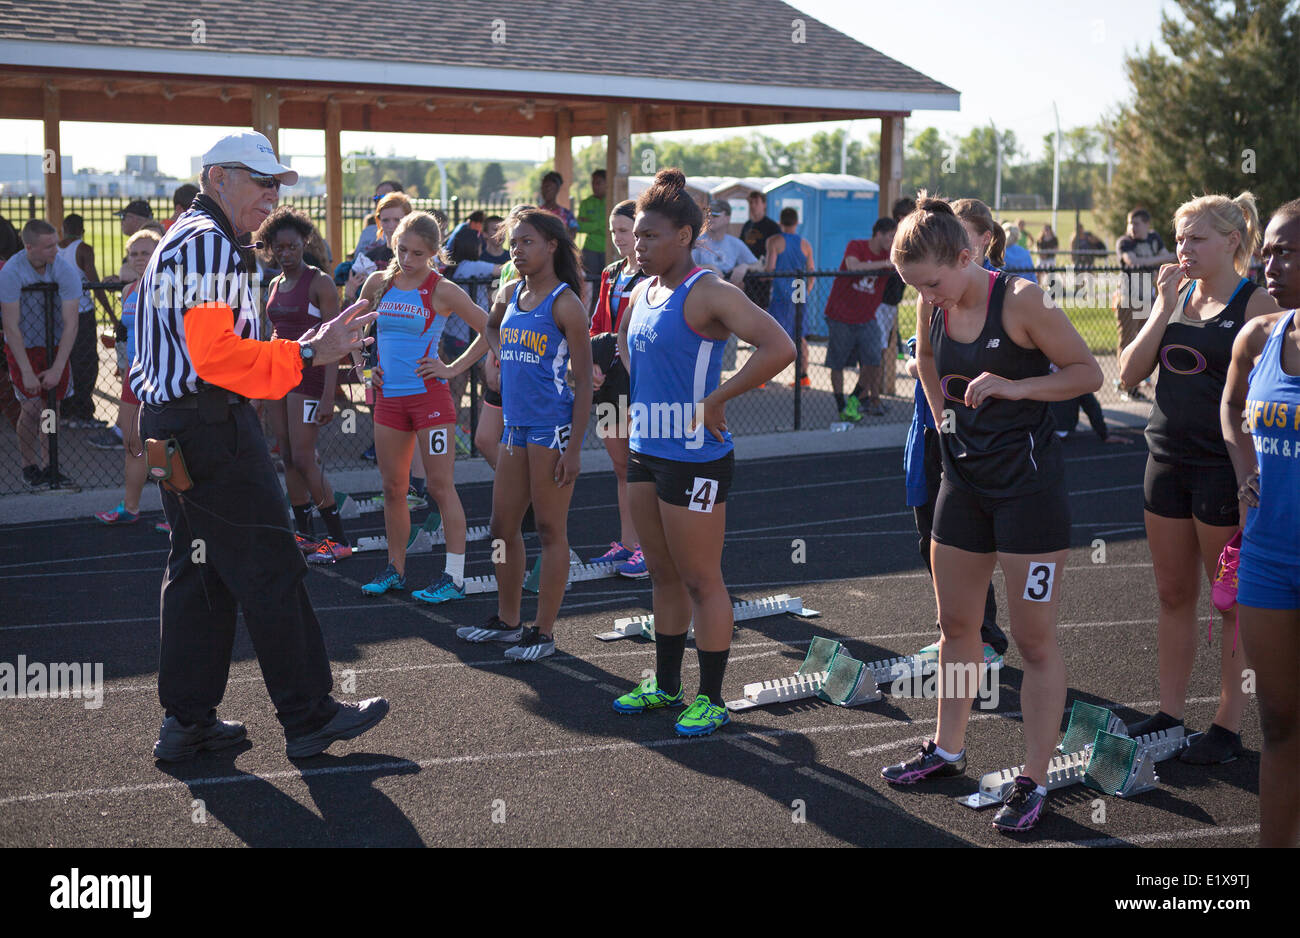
1212, 530, 1241, 613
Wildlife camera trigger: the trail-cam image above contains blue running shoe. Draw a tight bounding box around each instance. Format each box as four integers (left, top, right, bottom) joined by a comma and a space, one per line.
589, 541, 633, 564
362, 563, 406, 595
412, 571, 465, 604
617, 547, 648, 579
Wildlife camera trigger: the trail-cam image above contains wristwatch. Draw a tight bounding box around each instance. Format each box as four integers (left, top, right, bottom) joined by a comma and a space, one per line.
298, 340, 316, 365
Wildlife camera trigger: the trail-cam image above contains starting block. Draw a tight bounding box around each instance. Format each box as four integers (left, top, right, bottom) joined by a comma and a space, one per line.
353, 513, 493, 555
955, 700, 1201, 809
595, 594, 821, 642
465, 550, 614, 596
725, 634, 882, 711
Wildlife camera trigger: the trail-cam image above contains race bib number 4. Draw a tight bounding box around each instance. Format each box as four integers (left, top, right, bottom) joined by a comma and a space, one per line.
302, 399, 320, 423
1022, 561, 1057, 603
428, 427, 448, 456
688, 477, 719, 513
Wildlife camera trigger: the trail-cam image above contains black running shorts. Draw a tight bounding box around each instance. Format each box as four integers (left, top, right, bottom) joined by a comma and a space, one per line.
627, 449, 734, 511
932, 478, 1071, 554
1143, 455, 1239, 526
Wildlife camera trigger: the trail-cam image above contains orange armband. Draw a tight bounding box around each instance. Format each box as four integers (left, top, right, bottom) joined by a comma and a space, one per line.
185, 301, 303, 399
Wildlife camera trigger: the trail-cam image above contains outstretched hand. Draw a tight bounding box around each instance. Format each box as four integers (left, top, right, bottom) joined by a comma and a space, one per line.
304, 299, 376, 365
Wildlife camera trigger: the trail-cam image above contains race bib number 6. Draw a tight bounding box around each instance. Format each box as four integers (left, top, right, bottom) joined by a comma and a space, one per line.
302, 399, 320, 423
428, 427, 448, 455
1022, 561, 1057, 602
689, 477, 719, 513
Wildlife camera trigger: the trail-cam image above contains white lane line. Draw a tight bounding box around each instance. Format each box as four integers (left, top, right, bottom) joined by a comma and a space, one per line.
313, 567, 451, 625
2, 601, 433, 633
594, 683, 624, 695
540, 660, 596, 683
725, 737, 795, 765
1042, 824, 1259, 848
0, 566, 161, 580
0, 547, 169, 570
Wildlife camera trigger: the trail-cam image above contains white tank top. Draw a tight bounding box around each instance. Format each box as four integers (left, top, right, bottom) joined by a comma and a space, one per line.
56, 239, 93, 314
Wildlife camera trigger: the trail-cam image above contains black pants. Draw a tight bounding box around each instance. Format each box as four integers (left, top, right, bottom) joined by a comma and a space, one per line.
1049, 393, 1108, 440
141, 398, 338, 735
64, 310, 99, 420
913, 427, 1008, 655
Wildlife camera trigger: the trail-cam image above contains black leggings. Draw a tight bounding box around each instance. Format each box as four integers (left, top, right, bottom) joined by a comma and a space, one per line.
914, 427, 1008, 655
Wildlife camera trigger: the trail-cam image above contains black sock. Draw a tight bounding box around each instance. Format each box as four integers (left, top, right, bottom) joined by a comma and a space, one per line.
696, 648, 731, 705
850, 380, 865, 397
655, 630, 688, 696
318, 502, 346, 544
834, 392, 846, 409
291, 502, 315, 536
409, 476, 426, 496
522, 503, 536, 534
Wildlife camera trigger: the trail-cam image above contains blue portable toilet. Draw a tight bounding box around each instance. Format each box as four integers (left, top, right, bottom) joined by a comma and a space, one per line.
762, 174, 880, 336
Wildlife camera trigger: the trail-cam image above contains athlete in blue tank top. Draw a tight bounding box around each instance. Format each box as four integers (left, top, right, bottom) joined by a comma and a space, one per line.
1222, 200, 1300, 847
609, 169, 795, 738
471, 208, 593, 663
375, 270, 447, 397
765, 210, 812, 382
626, 267, 732, 462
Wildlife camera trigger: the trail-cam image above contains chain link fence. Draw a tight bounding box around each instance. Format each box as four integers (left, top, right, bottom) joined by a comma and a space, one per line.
2, 262, 1179, 496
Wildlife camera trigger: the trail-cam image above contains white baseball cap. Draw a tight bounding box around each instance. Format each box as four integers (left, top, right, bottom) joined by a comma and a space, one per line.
201, 131, 299, 186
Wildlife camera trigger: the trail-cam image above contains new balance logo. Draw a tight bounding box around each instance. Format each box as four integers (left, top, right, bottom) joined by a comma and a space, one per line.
986, 338, 1001, 349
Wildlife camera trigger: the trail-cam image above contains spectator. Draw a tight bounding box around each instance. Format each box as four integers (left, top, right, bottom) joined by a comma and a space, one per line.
739, 190, 780, 306
1037, 223, 1059, 267
538, 170, 578, 234
444, 210, 487, 261
1001, 222, 1037, 281
353, 179, 403, 261
165, 183, 200, 231
0, 212, 22, 431
1015, 218, 1034, 252
345, 191, 412, 302
57, 213, 114, 428
692, 200, 760, 286
0, 219, 82, 489
824, 216, 897, 420
577, 169, 608, 284
1114, 208, 1176, 400
115, 199, 153, 238
482, 214, 509, 264
766, 206, 814, 386
1070, 223, 1093, 269
877, 196, 918, 359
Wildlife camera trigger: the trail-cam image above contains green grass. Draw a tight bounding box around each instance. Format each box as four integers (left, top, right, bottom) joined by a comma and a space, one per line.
894, 288, 1117, 355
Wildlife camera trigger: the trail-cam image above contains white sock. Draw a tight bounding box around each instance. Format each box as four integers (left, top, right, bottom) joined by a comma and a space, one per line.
445, 552, 465, 587
933, 743, 963, 761
1034, 783, 1047, 796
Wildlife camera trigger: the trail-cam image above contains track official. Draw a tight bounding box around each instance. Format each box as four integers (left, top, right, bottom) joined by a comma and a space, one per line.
131, 131, 388, 761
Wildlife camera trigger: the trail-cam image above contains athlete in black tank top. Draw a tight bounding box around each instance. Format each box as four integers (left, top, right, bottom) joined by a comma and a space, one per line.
1146, 278, 1257, 465
931, 270, 1064, 497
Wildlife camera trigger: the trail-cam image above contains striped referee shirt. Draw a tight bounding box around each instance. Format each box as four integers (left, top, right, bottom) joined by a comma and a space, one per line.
129, 194, 259, 404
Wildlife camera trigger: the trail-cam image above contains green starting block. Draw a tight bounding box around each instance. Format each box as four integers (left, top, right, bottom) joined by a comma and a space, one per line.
955, 700, 1201, 809
726, 635, 880, 711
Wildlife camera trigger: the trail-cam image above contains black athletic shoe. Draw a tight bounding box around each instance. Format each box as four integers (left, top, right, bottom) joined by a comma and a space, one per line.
39, 466, 80, 491
1179, 723, 1243, 764
991, 775, 1046, 832
285, 697, 390, 758
153, 716, 247, 762
1125, 710, 1184, 739
881, 739, 966, 784
21, 465, 47, 490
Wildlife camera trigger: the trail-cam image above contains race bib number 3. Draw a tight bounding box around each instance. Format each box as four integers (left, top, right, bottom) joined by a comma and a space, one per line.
428, 427, 448, 455
302, 399, 320, 423
689, 477, 719, 513
1022, 561, 1057, 603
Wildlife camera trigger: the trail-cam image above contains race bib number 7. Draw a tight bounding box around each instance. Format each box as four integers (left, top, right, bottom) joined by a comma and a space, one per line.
689, 477, 719, 513
1022, 562, 1057, 602
302, 399, 320, 423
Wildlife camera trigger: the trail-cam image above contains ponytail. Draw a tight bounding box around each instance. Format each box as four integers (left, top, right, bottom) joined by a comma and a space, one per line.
891, 191, 971, 268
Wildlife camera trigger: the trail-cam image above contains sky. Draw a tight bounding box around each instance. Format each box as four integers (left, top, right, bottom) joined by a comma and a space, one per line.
0, 0, 1173, 180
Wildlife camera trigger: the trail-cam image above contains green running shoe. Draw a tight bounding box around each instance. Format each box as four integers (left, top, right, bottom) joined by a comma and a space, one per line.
674, 694, 731, 737
612, 676, 685, 714
840, 395, 863, 423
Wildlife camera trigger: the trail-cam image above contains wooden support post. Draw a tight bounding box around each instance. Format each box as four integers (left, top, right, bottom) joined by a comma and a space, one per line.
554, 107, 573, 210
605, 103, 632, 265
325, 97, 343, 264
42, 82, 62, 228
250, 84, 281, 156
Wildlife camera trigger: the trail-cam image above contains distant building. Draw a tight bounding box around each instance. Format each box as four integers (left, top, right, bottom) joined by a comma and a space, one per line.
0, 153, 74, 195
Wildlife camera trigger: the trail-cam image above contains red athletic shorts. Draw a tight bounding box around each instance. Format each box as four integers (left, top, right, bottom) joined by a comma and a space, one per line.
120, 377, 140, 406
5, 346, 71, 402
374, 381, 456, 432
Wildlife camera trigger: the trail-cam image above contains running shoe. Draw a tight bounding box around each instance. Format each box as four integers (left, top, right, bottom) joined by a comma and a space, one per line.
797, 374, 812, 388
360, 444, 377, 463
881, 740, 966, 783
1212, 531, 1241, 612
40, 467, 80, 491
613, 675, 685, 714
94, 501, 139, 525
840, 395, 863, 423
590, 541, 633, 564
916, 641, 940, 662
674, 694, 730, 737
412, 571, 465, 604
406, 486, 428, 511
155, 521, 172, 534
87, 428, 123, 450
1178, 723, 1243, 765
1124, 710, 1183, 742
991, 776, 1046, 832
295, 532, 324, 555
361, 563, 406, 595
864, 401, 885, 417
617, 547, 648, 579
457, 614, 524, 644
455, 426, 472, 455
504, 625, 555, 661
307, 539, 352, 565
21, 465, 47, 490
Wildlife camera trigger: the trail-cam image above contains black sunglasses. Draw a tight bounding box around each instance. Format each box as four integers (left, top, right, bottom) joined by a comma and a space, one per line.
218, 164, 281, 191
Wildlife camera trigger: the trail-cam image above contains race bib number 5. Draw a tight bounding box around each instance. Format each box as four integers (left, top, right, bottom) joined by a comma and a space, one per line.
689, 477, 719, 513
302, 399, 320, 423
1022, 561, 1057, 602
551, 423, 572, 453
